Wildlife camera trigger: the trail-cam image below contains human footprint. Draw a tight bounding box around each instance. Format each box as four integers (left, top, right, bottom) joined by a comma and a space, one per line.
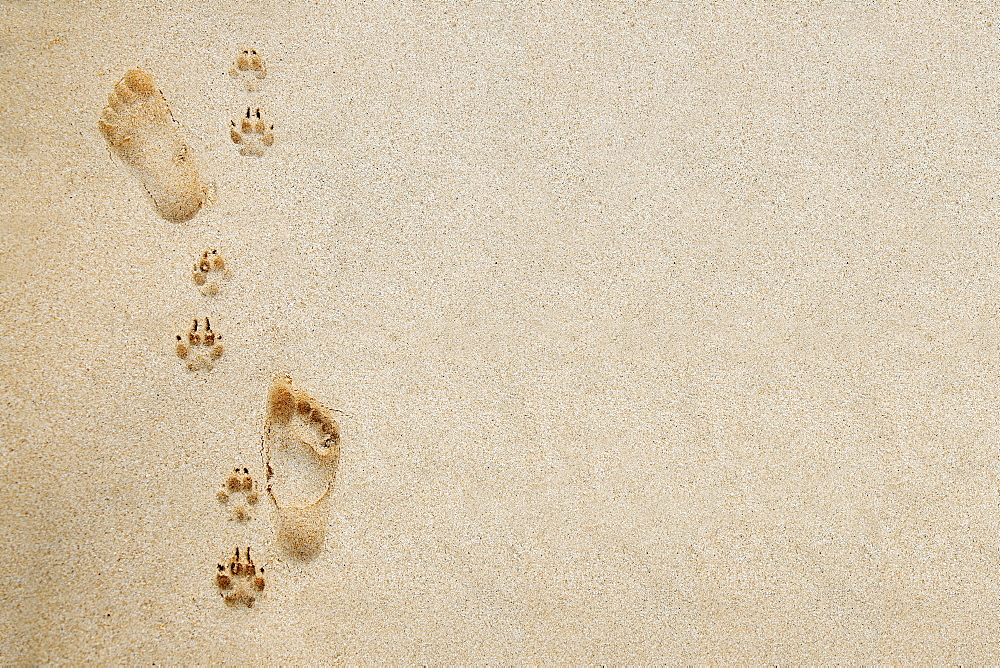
99, 68, 211, 223
264, 374, 341, 559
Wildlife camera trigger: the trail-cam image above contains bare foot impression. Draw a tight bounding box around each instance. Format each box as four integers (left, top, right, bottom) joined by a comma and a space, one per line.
229, 47, 267, 91
230, 107, 275, 157
192, 249, 231, 296
215, 546, 265, 607
217, 467, 259, 521
175, 318, 224, 371
99, 68, 211, 223
264, 374, 341, 560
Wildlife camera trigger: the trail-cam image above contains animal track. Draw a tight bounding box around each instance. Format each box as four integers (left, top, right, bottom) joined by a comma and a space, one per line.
229, 47, 267, 91
193, 249, 231, 296
230, 107, 275, 157
99, 68, 211, 223
215, 546, 265, 607
265, 374, 341, 559
217, 467, 259, 520
175, 318, 224, 371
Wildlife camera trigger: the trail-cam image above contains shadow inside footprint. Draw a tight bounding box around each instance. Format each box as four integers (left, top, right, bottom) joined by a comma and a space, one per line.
277, 504, 327, 560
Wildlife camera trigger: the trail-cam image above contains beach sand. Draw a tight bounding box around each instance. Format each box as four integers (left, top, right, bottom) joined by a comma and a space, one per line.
2, 1, 1000, 662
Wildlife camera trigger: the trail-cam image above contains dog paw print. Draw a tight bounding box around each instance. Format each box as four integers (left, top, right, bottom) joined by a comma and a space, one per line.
230, 107, 275, 157
216, 467, 259, 521
175, 318, 224, 371
215, 546, 265, 608
229, 47, 267, 91
193, 249, 231, 296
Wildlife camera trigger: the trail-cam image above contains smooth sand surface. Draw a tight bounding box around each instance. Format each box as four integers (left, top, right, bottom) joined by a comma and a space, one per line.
3, 1, 1000, 663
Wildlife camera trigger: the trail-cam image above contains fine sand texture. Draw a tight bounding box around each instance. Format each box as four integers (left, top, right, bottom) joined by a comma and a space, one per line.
3, 1, 1000, 663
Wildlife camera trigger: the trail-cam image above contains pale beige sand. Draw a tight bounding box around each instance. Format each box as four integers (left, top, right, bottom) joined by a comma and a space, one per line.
2, 1, 1000, 663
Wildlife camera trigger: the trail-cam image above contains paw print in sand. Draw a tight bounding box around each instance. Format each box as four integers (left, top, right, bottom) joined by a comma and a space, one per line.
229, 47, 267, 91
175, 318, 223, 371
215, 546, 265, 607
216, 467, 259, 521
192, 249, 231, 296
230, 107, 274, 157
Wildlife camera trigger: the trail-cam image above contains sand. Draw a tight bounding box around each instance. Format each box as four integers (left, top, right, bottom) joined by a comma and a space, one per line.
2, 1, 1000, 663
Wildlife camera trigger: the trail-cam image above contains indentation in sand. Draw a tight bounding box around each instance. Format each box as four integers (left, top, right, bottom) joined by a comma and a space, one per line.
265, 374, 341, 560
215, 546, 265, 608
99, 68, 211, 223
175, 317, 223, 371
229, 47, 267, 91
216, 467, 259, 521
230, 107, 275, 157
192, 249, 231, 296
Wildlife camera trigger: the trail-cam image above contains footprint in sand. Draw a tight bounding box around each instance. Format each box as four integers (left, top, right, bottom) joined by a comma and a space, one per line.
229, 47, 267, 91
175, 317, 224, 371
215, 546, 265, 608
229, 107, 275, 157
216, 467, 259, 521
99, 68, 211, 223
264, 374, 341, 560
192, 249, 231, 296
